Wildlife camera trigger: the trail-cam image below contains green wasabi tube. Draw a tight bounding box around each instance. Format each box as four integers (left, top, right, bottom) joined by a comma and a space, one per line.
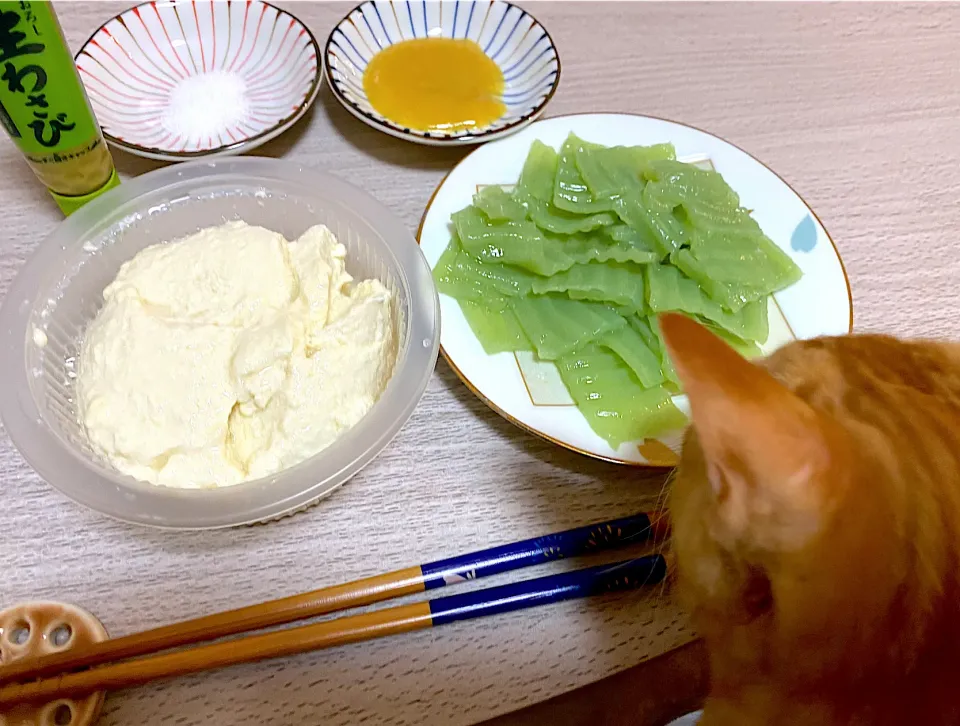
0, 1, 119, 214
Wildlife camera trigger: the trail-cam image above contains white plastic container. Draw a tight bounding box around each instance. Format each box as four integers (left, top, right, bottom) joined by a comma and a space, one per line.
0, 158, 440, 529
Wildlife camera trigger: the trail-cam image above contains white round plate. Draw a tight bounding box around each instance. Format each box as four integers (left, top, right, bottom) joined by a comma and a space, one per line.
324, 0, 560, 146
418, 113, 853, 466
76, 0, 322, 162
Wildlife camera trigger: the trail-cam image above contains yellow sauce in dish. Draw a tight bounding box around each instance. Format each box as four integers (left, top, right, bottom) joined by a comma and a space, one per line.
363, 38, 506, 132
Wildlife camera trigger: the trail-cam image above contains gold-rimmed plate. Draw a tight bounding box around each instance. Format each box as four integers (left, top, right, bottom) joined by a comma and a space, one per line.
417, 113, 853, 466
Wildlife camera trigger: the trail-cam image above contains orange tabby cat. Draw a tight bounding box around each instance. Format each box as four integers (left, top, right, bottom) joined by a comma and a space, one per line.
660, 312, 960, 725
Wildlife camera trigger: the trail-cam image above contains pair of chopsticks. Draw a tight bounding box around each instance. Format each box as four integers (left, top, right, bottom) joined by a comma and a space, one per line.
0, 511, 670, 706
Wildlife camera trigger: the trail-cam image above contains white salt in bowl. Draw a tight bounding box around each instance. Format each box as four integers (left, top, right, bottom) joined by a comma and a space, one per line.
0, 158, 439, 528
75, 0, 322, 161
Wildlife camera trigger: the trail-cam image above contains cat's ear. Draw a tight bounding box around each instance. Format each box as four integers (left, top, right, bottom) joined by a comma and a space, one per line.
659, 313, 831, 546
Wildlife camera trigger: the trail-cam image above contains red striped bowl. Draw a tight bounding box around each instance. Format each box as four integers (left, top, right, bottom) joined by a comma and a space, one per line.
76, 0, 322, 161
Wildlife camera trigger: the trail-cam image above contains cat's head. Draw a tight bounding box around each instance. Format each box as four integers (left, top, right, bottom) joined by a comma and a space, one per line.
661, 313, 958, 682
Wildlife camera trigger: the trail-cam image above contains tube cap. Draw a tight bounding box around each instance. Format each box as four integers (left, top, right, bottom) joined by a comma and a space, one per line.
48, 167, 120, 215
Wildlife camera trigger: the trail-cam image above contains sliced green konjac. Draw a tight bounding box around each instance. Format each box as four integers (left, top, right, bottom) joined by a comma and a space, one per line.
644, 263, 769, 343
597, 324, 665, 388
671, 197, 762, 236
530, 261, 646, 310
650, 319, 682, 392
433, 236, 504, 305
433, 234, 537, 303
603, 223, 659, 252
525, 196, 619, 234
645, 159, 741, 209
673, 237, 801, 315
644, 182, 691, 251
565, 233, 660, 264
629, 315, 681, 392
432, 233, 461, 289
454, 243, 537, 298
575, 142, 675, 200
433, 136, 805, 449
671, 248, 761, 312
555, 344, 687, 447
510, 296, 626, 361
516, 139, 558, 201
645, 262, 707, 314
452, 206, 575, 276
473, 185, 527, 221
459, 300, 532, 355
687, 227, 803, 291
553, 134, 617, 214
703, 323, 763, 359
516, 139, 619, 232
700, 298, 769, 345
627, 314, 659, 351
613, 191, 685, 258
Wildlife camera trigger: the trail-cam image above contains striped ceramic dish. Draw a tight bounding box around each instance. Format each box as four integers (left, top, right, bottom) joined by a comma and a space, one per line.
75, 0, 322, 162
325, 0, 560, 146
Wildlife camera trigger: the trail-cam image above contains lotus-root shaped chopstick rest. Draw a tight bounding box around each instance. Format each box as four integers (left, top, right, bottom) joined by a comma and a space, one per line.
0, 601, 108, 726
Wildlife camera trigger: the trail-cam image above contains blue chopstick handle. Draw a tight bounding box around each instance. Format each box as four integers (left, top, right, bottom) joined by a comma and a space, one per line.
420, 513, 658, 591
428, 555, 667, 626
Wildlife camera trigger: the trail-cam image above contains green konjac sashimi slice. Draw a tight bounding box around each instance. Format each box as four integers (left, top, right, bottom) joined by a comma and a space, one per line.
556, 344, 687, 447
688, 227, 803, 290
613, 191, 684, 258
645, 262, 707, 314
459, 300, 532, 355
699, 298, 769, 345
603, 223, 659, 252
516, 139, 558, 201
627, 315, 659, 351
525, 196, 619, 234
452, 242, 537, 298
432, 234, 537, 303
575, 142, 675, 200
645, 262, 769, 343
510, 296, 626, 361
434, 252, 509, 306
641, 315, 682, 392
530, 261, 647, 310
671, 248, 761, 312
565, 233, 659, 265
452, 206, 575, 276
553, 134, 617, 214
703, 323, 763, 359
597, 324, 665, 388
433, 236, 503, 305
515, 138, 620, 232
473, 185, 528, 222
674, 233, 801, 314
453, 205, 657, 277
643, 182, 691, 250
433, 234, 461, 287
645, 159, 742, 209
667, 195, 762, 235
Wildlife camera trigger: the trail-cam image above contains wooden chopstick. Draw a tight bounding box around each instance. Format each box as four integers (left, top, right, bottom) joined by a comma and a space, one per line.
0, 511, 668, 686
0, 554, 669, 707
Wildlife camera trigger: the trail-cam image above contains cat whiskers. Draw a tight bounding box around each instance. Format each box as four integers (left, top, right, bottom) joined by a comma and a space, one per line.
650, 467, 678, 616
653, 466, 675, 524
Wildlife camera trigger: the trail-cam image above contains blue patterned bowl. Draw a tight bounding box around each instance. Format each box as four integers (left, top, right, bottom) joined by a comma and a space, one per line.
324, 0, 561, 146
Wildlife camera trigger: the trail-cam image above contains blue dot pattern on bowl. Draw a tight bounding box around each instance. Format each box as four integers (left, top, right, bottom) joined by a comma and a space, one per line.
790, 214, 818, 252
324, 0, 560, 141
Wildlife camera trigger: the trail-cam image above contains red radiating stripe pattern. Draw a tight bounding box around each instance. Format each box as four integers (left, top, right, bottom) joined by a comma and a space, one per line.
75, 0, 321, 158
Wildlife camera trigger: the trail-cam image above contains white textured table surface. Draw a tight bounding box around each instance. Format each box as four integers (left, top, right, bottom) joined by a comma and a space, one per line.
2, 2, 959, 724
